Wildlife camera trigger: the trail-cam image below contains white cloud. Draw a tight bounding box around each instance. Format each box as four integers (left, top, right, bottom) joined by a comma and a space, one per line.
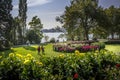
13, 0, 53, 9
28, 0, 53, 7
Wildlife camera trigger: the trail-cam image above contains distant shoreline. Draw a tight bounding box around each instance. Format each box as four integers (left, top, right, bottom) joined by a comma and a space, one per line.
42, 31, 65, 33
41, 28, 66, 33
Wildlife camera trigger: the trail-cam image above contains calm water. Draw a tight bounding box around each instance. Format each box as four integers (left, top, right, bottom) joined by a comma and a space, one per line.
41, 32, 66, 43
41, 33, 119, 43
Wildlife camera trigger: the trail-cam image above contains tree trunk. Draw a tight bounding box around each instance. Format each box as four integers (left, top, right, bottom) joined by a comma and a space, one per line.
83, 26, 89, 40
85, 30, 89, 40
119, 33, 120, 39
71, 35, 74, 41
111, 32, 114, 39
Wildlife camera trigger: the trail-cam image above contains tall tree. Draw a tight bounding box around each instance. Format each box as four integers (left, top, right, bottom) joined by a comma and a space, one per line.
57, 0, 98, 40
0, 0, 13, 50
105, 6, 120, 39
11, 17, 22, 45
18, 0, 27, 44
27, 16, 43, 44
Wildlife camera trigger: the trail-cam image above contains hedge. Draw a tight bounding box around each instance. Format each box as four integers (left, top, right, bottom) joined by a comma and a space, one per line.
105, 40, 120, 44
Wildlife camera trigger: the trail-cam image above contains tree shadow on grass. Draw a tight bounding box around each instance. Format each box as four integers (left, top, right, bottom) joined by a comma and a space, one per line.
23, 46, 37, 51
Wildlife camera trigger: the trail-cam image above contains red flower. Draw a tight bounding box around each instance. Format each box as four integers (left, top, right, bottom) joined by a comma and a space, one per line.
73, 73, 78, 79
116, 64, 120, 68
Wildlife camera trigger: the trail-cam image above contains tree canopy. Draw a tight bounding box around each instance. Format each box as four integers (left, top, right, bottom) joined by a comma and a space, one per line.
26, 16, 43, 44
0, 0, 13, 50
57, 0, 120, 40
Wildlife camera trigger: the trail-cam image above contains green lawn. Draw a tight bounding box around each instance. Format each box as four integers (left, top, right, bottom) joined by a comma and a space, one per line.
105, 44, 120, 53
0, 44, 70, 60
0, 44, 120, 60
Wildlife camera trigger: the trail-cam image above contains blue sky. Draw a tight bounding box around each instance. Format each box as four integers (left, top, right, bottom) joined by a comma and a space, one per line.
12, 0, 120, 29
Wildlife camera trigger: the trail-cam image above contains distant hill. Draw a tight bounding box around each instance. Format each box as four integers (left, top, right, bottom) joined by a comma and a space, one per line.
41, 28, 66, 33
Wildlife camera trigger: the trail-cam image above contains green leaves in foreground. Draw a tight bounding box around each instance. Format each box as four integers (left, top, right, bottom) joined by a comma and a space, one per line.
0, 50, 120, 80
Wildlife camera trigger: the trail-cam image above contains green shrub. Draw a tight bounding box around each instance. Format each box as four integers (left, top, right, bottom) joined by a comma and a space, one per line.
49, 38, 56, 43
105, 40, 120, 44
0, 50, 120, 80
92, 42, 105, 49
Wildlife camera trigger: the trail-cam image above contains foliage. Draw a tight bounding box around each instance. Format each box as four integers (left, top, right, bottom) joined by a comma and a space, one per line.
105, 40, 120, 44
58, 34, 65, 40
18, 0, 27, 44
0, 0, 13, 50
92, 42, 105, 49
12, 17, 24, 45
27, 16, 43, 44
26, 30, 42, 44
57, 0, 120, 40
44, 35, 49, 43
28, 16, 43, 30
105, 6, 120, 39
0, 50, 120, 79
49, 37, 56, 43
57, 0, 99, 40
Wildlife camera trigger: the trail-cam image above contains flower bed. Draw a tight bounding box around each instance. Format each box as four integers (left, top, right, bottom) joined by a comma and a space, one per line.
0, 50, 120, 80
53, 41, 105, 53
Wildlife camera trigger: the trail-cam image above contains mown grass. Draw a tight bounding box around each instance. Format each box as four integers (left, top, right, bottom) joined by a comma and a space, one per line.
105, 44, 120, 53
0, 44, 71, 60
0, 44, 120, 60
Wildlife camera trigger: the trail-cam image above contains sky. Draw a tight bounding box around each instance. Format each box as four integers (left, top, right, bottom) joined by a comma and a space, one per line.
12, 0, 120, 29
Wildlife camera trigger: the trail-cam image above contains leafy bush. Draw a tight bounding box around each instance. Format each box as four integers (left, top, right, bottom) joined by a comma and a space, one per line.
0, 50, 120, 80
0, 40, 11, 51
49, 38, 56, 43
0, 53, 45, 80
92, 42, 105, 49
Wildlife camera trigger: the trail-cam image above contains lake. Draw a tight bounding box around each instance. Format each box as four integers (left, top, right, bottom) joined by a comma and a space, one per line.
41, 32, 119, 43
41, 32, 66, 43
41, 32, 94, 43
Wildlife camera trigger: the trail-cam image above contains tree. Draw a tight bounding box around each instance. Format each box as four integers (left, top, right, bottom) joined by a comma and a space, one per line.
44, 35, 49, 43
0, 0, 13, 50
57, 0, 99, 40
50, 37, 56, 43
58, 34, 65, 40
18, 0, 27, 44
29, 16, 43, 30
27, 16, 43, 44
26, 30, 42, 44
105, 6, 120, 39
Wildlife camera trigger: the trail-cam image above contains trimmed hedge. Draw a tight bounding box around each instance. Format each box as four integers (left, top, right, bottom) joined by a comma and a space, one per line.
0, 50, 120, 80
105, 40, 120, 44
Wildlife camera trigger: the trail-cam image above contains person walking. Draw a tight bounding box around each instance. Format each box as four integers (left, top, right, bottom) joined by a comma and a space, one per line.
41, 45, 45, 54
37, 46, 41, 54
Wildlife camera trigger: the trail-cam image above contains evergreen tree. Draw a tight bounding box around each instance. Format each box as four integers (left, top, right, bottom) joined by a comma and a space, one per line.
18, 0, 27, 44
0, 0, 13, 50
